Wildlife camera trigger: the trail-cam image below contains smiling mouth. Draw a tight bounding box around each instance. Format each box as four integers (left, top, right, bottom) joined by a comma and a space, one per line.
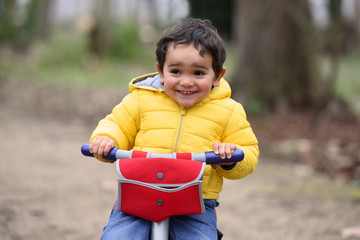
177, 90, 197, 95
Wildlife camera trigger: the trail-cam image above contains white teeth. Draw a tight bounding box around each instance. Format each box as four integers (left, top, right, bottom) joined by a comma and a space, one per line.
180, 91, 194, 94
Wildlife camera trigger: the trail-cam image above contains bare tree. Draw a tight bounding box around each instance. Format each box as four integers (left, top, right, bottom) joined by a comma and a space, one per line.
231, 0, 323, 111
0, 0, 53, 51
89, 0, 111, 56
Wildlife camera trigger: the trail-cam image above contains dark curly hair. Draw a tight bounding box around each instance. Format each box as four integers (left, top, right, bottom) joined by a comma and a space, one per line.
156, 18, 226, 78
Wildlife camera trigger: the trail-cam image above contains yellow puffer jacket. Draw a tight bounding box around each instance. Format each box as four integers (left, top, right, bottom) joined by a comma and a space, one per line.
90, 73, 259, 200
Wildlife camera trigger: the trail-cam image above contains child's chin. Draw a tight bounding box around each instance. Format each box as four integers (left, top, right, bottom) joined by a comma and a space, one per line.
179, 102, 196, 107
175, 97, 200, 107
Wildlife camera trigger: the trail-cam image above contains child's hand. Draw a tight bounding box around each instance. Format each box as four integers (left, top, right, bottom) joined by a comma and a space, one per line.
89, 136, 116, 159
211, 142, 237, 169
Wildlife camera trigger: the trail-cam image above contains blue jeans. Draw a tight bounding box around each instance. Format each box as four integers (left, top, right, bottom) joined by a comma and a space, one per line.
100, 199, 219, 240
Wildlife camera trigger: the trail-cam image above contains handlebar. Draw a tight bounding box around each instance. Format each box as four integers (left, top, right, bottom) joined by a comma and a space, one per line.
81, 144, 244, 165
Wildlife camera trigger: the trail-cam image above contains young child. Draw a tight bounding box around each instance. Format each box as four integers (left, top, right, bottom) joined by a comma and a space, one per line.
89, 18, 259, 240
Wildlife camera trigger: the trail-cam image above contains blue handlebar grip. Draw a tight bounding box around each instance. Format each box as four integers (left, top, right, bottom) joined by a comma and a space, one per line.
204, 149, 244, 164
81, 144, 118, 161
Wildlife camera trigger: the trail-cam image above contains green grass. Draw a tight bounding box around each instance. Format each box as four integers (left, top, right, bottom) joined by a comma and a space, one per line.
0, 28, 157, 88
336, 53, 360, 100
318, 51, 360, 102
0, 58, 156, 87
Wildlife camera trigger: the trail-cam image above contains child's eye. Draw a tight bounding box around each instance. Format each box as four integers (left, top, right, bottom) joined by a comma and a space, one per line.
171, 69, 180, 74
195, 71, 204, 76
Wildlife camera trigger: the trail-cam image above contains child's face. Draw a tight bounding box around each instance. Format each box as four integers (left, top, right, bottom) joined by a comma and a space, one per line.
157, 43, 226, 107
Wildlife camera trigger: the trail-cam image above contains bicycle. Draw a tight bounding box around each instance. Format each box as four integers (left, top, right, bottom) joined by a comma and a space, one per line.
81, 144, 244, 240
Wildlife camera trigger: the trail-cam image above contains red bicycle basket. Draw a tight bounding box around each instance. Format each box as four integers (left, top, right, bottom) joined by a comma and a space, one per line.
116, 157, 205, 222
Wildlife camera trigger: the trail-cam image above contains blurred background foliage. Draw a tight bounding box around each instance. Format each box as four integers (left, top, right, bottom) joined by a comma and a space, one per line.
1, 0, 360, 181
1, 0, 359, 111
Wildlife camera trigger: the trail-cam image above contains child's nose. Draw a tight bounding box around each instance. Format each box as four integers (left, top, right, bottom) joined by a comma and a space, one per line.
180, 76, 194, 87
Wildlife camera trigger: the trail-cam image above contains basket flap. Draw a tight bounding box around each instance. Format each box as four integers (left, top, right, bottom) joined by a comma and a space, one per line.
119, 182, 203, 222
116, 158, 205, 184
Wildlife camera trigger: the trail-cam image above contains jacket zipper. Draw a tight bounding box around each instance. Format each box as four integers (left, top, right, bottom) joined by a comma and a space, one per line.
173, 106, 186, 152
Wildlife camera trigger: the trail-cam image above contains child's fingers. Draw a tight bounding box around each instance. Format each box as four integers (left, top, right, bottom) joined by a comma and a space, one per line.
219, 145, 226, 159
97, 140, 111, 158
89, 137, 97, 152
225, 143, 236, 159
90, 136, 114, 158
212, 143, 220, 154
212, 142, 237, 159
212, 143, 225, 159
103, 141, 115, 156
90, 137, 101, 158
225, 144, 231, 159
217, 143, 225, 159
212, 142, 226, 159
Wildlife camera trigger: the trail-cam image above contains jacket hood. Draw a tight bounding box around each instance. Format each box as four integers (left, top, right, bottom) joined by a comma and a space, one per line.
129, 72, 232, 101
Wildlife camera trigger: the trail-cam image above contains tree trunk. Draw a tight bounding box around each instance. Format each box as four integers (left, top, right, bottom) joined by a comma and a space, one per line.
231, 0, 322, 111
0, 0, 17, 45
26, 0, 52, 40
89, 0, 111, 56
0, 0, 53, 51
189, 0, 234, 40
357, 1, 360, 43
323, 0, 342, 101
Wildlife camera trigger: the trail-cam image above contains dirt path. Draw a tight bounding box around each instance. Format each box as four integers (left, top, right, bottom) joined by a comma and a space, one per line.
1, 86, 360, 240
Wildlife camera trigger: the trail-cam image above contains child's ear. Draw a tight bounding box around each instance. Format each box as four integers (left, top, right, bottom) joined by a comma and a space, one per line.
156, 63, 164, 84
213, 67, 226, 87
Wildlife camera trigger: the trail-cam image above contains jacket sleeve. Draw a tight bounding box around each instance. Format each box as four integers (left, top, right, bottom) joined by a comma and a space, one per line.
89, 90, 140, 151
216, 102, 259, 179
